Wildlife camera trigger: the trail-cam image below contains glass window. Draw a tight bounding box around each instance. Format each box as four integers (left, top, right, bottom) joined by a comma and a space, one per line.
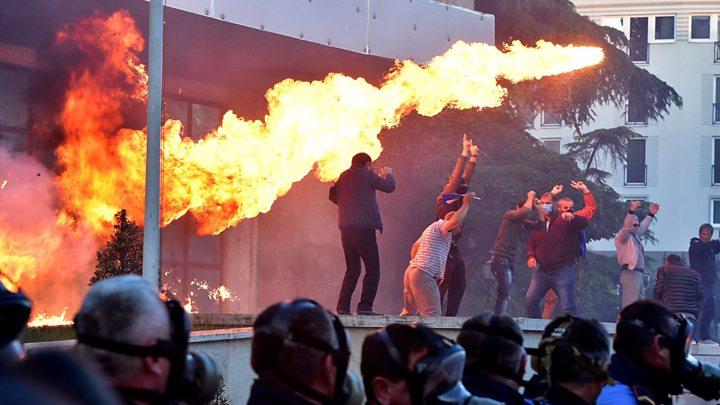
165, 98, 189, 135
627, 90, 648, 125
0, 67, 29, 129
691, 16, 711, 39
715, 77, 720, 124
626, 139, 646, 185
541, 110, 562, 127
629, 17, 649, 62
541, 139, 561, 153
712, 200, 720, 225
654, 16, 674, 40
713, 138, 720, 185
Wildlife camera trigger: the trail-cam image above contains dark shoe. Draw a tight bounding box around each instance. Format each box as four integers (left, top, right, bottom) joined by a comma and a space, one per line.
336, 309, 350, 315
357, 310, 383, 316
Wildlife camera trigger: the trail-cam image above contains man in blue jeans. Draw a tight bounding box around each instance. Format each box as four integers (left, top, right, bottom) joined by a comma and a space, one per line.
525, 191, 589, 318
489, 191, 544, 315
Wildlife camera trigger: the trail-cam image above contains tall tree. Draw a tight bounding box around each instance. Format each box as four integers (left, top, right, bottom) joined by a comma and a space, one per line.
564, 126, 641, 182
90, 210, 143, 285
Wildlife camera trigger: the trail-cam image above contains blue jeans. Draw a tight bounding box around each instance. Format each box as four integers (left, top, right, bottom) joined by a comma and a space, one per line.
490, 256, 513, 315
525, 264, 579, 318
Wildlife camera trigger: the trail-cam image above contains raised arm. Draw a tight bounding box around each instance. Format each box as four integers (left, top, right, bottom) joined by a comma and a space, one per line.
570, 181, 597, 219
460, 143, 479, 184
638, 203, 659, 237
371, 168, 396, 193
443, 192, 475, 233
504, 191, 535, 221
440, 134, 472, 196
615, 214, 634, 244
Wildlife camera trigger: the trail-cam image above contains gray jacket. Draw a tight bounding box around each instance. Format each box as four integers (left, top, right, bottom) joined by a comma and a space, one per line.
615, 213, 653, 270
333, 165, 395, 231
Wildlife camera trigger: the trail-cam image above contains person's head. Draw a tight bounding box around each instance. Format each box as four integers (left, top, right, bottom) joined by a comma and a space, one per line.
252, 299, 347, 402
361, 323, 470, 405
615, 300, 688, 375
457, 312, 526, 390
699, 223, 714, 243
624, 213, 641, 235
541, 316, 611, 401
557, 197, 574, 214
74, 275, 172, 395
539, 192, 556, 215
352, 153, 373, 170
665, 254, 683, 266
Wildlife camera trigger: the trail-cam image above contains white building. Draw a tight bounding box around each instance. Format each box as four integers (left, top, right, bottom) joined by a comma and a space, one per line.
528, 0, 720, 256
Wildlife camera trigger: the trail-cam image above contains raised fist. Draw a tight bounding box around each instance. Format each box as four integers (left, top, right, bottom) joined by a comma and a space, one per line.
527, 257, 537, 269
649, 203, 660, 214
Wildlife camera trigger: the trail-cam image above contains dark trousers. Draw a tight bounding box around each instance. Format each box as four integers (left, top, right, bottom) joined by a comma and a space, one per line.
490, 256, 513, 315
337, 227, 380, 313
525, 264, 579, 318
696, 281, 716, 340
439, 244, 466, 316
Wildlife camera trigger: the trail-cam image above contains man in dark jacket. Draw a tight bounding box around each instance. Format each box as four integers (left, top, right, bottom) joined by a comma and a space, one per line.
490, 191, 544, 315
332, 152, 395, 315
457, 312, 531, 405
689, 223, 720, 343
436, 134, 478, 316
653, 254, 703, 321
524, 190, 590, 317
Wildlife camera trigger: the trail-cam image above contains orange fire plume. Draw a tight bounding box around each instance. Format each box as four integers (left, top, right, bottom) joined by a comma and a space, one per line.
54, 11, 603, 236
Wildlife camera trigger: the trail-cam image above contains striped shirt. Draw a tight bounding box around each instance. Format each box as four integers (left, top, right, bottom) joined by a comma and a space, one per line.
410, 220, 453, 279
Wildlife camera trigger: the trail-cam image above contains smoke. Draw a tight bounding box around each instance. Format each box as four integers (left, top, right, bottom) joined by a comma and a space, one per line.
0, 147, 97, 317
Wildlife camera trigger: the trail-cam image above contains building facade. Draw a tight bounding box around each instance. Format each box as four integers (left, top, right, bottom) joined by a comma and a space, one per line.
527, 0, 720, 256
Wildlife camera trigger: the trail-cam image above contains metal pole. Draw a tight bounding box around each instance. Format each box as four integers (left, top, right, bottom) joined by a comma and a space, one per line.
143, 0, 163, 289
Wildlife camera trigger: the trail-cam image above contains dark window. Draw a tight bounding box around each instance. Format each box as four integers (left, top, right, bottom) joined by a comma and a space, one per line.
713, 200, 720, 225
655, 16, 674, 40
0, 66, 30, 152
541, 139, 561, 153
627, 90, 648, 125
691, 16, 711, 39
714, 138, 720, 185
626, 138, 646, 185
541, 110, 562, 126
630, 17, 649, 62
191, 103, 221, 140
715, 77, 720, 124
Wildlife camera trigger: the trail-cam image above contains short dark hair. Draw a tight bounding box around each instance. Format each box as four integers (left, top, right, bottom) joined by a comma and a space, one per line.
361, 324, 427, 403
251, 300, 337, 386
457, 312, 525, 378
614, 300, 677, 363
548, 317, 610, 384
665, 254, 682, 265
351, 153, 372, 166
700, 223, 714, 234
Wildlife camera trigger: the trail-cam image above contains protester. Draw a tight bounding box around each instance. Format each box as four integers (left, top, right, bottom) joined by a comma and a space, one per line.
330, 152, 396, 316
529, 315, 611, 405
436, 134, 479, 316
401, 192, 476, 316
74, 275, 219, 404
249, 298, 363, 405
541, 182, 597, 319
653, 254, 703, 324
525, 182, 593, 317
360, 322, 498, 405
490, 192, 544, 315
689, 223, 720, 344
456, 312, 530, 404
615, 201, 660, 308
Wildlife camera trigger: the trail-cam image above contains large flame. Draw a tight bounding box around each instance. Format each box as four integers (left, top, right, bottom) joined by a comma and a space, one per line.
55, 12, 603, 235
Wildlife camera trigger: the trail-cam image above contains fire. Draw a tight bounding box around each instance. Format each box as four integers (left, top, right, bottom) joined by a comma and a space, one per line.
183, 296, 198, 314
53, 12, 604, 236
191, 279, 238, 304
28, 307, 72, 327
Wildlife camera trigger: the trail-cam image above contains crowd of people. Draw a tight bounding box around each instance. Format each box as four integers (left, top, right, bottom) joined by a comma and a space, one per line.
331, 135, 720, 340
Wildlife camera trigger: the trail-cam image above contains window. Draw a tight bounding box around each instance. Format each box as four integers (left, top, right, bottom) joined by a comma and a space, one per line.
713, 138, 720, 185
711, 199, 720, 226
0, 66, 30, 152
714, 76, 720, 124
541, 110, 562, 127
623, 196, 647, 203
691, 15, 711, 40
626, 89, 648, 125
625, 138, 646, 185
164, 96, 223, 140
654, 16, 675, 40
541, 138, 561, 153
629, 17, 649, 63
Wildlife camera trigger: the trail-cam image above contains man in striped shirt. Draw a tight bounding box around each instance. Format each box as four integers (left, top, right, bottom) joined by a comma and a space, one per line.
401, 192, 475, 316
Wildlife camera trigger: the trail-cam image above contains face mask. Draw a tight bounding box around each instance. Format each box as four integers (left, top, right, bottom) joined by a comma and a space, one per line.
541, 203, 553, 214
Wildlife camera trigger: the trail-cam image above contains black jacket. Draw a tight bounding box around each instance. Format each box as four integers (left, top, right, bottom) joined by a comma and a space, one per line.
653, 264, 703, 316
247, 379, 315, 405
539, 384, 589, 405
333, 165, 395, 232
689, 238, 720, 285
463, 373, 529, 405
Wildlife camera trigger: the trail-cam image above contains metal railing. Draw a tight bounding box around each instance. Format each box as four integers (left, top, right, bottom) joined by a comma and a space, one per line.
624, 164, 647, 186
629, 40, 649, 63
714, 41, 720, 63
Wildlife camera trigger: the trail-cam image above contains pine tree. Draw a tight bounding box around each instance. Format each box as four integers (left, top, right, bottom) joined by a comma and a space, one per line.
90, 210, 143, 285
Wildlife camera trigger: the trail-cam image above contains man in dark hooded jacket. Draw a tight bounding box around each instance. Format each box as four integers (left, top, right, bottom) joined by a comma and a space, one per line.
689, 223, 720, 343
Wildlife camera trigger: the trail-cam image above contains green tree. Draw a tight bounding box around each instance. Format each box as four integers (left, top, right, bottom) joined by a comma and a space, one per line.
90, 209, 143, 285
565, 126, 641, 182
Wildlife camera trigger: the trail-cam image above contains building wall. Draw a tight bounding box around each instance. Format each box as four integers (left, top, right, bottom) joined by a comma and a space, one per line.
530, 0, 720, 255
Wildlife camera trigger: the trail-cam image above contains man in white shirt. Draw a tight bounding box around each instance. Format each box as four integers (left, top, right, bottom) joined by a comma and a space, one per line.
401, 192, 475, 316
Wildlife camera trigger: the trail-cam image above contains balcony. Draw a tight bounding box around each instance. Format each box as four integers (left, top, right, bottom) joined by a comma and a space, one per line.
624, 164, 647, 186
715, 41, 720, 63
629, 40, 649, 63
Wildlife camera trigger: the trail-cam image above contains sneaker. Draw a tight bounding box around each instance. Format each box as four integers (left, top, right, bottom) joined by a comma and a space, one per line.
357, 310, 383, 316
700, 339, 719, 345
336, 309, 350, 316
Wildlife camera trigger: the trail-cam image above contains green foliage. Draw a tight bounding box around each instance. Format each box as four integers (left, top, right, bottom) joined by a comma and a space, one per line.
90, 210, 143, 285
565, 126, 642, 179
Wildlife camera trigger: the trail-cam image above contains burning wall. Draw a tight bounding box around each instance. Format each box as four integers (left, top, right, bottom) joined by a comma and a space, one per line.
0, 7, 603, 320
